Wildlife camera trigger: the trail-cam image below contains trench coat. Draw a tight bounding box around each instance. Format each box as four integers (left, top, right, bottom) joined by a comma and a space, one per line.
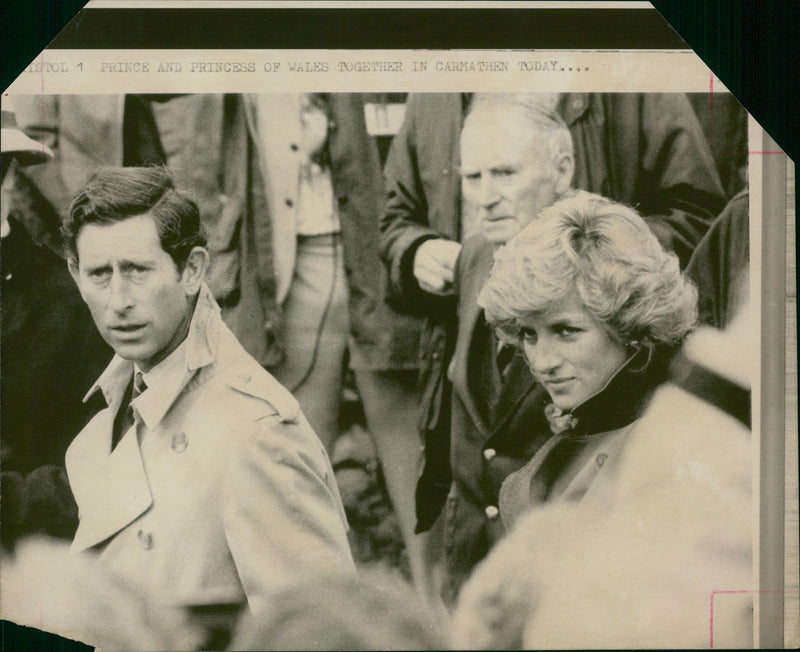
65, 285, 354, 614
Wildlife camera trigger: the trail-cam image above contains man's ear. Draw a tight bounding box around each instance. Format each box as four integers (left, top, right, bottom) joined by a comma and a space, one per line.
182, 247, 209, 295
554, 153, 575, 196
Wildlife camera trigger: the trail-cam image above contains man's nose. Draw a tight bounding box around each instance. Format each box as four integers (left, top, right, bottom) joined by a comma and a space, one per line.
477, 173, 500, 207
108, 275, 134, 313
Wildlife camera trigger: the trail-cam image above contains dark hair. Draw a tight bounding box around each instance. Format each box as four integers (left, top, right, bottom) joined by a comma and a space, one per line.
62, 166, 206, 269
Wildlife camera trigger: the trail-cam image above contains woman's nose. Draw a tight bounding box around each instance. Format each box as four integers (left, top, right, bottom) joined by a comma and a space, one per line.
525, 338, 561, 375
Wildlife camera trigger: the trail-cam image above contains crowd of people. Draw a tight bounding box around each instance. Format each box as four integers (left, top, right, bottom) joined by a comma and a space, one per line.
1, 91, 753, 649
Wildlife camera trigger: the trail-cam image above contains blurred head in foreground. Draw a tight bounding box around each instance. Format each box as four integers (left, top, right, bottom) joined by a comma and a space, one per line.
231, 571, 450, 650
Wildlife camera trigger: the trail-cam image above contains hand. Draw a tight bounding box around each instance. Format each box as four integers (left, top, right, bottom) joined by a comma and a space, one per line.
413, 239, 462, 296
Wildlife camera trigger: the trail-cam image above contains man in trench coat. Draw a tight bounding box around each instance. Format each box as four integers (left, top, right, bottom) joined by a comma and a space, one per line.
62, 166, 353, 647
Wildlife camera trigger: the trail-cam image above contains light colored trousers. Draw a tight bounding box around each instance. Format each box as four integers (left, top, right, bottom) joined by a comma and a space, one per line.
270, 235, 438, 598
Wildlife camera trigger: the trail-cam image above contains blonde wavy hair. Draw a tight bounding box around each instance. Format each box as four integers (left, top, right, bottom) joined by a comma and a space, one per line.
477, 194, 698, 348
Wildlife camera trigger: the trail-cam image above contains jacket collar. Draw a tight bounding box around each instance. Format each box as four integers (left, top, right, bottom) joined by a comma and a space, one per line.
83, 283, 221, 412
549, 344, 675, 438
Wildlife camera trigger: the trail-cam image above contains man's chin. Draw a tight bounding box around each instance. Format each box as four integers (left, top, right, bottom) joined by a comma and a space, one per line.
106, 340, 152, 364
481, 219, 520, 245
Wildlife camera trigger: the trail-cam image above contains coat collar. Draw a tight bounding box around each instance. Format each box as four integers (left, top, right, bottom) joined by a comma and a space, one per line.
68, 284, 222, 551
83, 283, 221, 411
548, 344, 675, 438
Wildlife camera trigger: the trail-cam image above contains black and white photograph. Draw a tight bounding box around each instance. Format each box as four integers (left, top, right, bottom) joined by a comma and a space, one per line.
0, 2, 795, 650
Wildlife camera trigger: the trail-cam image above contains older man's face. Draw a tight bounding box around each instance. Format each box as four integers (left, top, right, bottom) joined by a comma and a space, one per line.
460, 110, 560, 246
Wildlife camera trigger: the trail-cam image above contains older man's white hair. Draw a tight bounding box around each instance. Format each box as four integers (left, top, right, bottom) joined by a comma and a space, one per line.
465, 92, 573, 175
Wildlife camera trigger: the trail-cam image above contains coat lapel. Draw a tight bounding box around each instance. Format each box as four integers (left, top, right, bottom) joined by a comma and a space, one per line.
68, 410, 153, 552
489, 354, 538, 436
450, 236, 496, 439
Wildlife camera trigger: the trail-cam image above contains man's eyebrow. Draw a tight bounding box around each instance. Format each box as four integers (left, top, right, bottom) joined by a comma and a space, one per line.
82, 262, 111, 272
120, 259, 155, 268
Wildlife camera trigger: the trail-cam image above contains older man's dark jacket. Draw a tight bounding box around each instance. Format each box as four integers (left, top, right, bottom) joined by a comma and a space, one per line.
438, 235, 552, 601
381, 92, 727, 540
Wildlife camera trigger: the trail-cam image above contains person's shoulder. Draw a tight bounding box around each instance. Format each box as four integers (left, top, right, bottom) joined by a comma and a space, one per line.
206, 349, 300, 427
208, 347, 329, 466
224, 363, 300, 425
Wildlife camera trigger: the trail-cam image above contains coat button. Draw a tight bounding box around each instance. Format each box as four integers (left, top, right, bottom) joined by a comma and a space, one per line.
138, 530, 153, 550
237, 373, 251, 383
485, 505, 499, 520
171, 431, 189, 453
596, 452, 608, 468
290, 143, 299, 152
483, 448, 496, 462
285, 198, 294, 207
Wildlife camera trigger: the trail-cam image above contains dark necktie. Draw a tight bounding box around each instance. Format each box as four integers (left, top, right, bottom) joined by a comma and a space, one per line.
112, 372, 147, 449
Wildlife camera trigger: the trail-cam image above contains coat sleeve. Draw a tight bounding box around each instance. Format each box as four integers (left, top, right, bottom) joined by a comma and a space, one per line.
221, 412, 354, 613
379, 95, 446, 305
626, 93, 727, 268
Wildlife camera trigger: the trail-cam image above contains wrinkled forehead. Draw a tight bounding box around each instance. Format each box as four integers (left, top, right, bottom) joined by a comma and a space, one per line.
462, 104, 536, 139
461, 107, 548, 162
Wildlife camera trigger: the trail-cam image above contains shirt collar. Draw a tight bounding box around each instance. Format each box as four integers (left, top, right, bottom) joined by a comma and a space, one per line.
131, 339, 189, 430
83, 283, 222, 427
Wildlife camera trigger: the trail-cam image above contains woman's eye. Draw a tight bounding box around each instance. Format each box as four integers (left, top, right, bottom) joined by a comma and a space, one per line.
555, 326, 580, 337
519, 328, 537, 344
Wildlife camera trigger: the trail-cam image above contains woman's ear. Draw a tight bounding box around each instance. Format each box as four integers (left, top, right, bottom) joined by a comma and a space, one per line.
182, 247, 209, 295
